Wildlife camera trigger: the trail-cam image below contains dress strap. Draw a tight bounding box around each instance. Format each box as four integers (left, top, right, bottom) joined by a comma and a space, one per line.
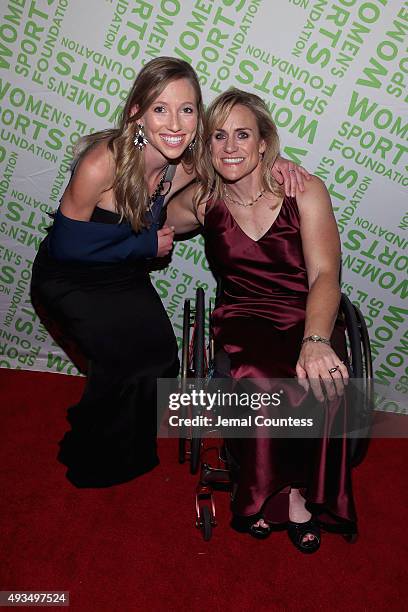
164, 164, 176, 182
149, 165, 176, 226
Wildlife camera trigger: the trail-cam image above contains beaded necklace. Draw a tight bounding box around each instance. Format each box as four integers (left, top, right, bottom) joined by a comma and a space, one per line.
148, 165, 172, 222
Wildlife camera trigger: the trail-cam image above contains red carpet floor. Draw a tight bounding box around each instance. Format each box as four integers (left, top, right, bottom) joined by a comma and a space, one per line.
1, 369, 407, 612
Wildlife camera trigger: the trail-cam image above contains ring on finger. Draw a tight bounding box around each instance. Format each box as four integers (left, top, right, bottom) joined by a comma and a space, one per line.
328, 365, 340, 374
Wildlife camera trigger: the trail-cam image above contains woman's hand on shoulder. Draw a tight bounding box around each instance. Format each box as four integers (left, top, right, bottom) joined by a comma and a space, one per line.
271, 156, 311, 197
60, 142, 115, 221
296, 342, 349, 402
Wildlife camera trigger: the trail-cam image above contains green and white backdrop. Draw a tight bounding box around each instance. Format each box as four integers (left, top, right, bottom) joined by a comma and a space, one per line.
0, 0, 407, 412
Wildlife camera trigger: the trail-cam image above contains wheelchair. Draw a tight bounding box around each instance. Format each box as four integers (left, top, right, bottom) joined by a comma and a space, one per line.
178, 287, 373, 542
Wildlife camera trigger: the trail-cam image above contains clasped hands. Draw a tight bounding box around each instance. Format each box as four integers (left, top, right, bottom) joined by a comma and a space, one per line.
296, 342, 349, 402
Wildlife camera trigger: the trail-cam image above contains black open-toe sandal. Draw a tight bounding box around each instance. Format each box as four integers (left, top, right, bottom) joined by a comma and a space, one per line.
231, 514, 272, 540
248, 521, 272, 540
287, 519, 321, 554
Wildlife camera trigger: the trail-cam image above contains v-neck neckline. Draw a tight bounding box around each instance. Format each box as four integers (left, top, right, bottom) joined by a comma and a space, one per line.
223, 196, 284, 243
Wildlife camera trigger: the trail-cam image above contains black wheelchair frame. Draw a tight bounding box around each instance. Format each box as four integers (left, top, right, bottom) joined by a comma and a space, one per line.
178, 288, 373, 542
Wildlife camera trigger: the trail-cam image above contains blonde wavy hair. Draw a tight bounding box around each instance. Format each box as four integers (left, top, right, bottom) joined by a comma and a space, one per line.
194, 88, 283, 209
74, 57, 204, 231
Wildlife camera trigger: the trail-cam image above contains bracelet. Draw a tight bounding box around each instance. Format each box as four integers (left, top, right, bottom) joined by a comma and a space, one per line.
302, 334, 331, 346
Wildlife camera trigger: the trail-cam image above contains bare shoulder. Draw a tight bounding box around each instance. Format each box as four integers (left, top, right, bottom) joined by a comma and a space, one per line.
73, 140, 115, 188
297, 174, 328, 198
60, 140, 115, 219
296, 174, 332, 215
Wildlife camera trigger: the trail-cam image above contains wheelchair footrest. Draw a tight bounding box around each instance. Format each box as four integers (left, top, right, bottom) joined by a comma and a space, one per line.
200, 463, 232, 486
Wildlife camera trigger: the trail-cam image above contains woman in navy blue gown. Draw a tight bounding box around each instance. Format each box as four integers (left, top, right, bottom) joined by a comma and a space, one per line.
31, 57, 203, 487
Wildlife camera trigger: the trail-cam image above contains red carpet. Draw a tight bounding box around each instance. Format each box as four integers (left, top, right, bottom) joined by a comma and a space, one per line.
1, 369, 407, 612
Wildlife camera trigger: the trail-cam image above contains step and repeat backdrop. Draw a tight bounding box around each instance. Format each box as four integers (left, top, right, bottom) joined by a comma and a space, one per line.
0, 0, 407, 411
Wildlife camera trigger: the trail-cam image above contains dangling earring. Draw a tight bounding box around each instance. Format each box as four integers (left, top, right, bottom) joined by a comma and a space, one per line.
134, 124, 148, 150
188, 138, 196, 151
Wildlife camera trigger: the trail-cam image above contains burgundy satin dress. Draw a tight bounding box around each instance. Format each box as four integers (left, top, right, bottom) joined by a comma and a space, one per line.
204, 196, 356, 526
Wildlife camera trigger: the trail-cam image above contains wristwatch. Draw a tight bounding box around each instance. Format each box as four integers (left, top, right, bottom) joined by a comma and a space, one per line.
302, 334, 331, 346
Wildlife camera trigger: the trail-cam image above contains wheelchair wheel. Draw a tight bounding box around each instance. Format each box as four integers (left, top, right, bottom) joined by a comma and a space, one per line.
190, 287, 205, 474
178, 298, 191, 464
193, 287, 205, 378
353, 302, 373, 380
350, 301, 374, 468
181, 298, 191, 381
200, 505, 212, 541
340, 294, 374, 468
178, 288, 207, 474
341, 294, 364, 377
190, 288, 205, 474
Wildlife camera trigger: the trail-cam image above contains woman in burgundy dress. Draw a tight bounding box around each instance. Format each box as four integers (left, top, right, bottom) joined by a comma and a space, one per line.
167, 88, 355, 553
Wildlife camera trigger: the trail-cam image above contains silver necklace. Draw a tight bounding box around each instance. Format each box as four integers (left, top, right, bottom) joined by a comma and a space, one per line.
223, 184, 265, 207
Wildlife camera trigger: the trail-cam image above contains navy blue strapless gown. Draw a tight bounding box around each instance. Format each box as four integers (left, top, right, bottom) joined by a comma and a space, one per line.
31, 204, 179, 487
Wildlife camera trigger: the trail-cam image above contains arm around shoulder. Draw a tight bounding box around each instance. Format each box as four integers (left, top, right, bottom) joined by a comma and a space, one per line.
166, 182, 203, 235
